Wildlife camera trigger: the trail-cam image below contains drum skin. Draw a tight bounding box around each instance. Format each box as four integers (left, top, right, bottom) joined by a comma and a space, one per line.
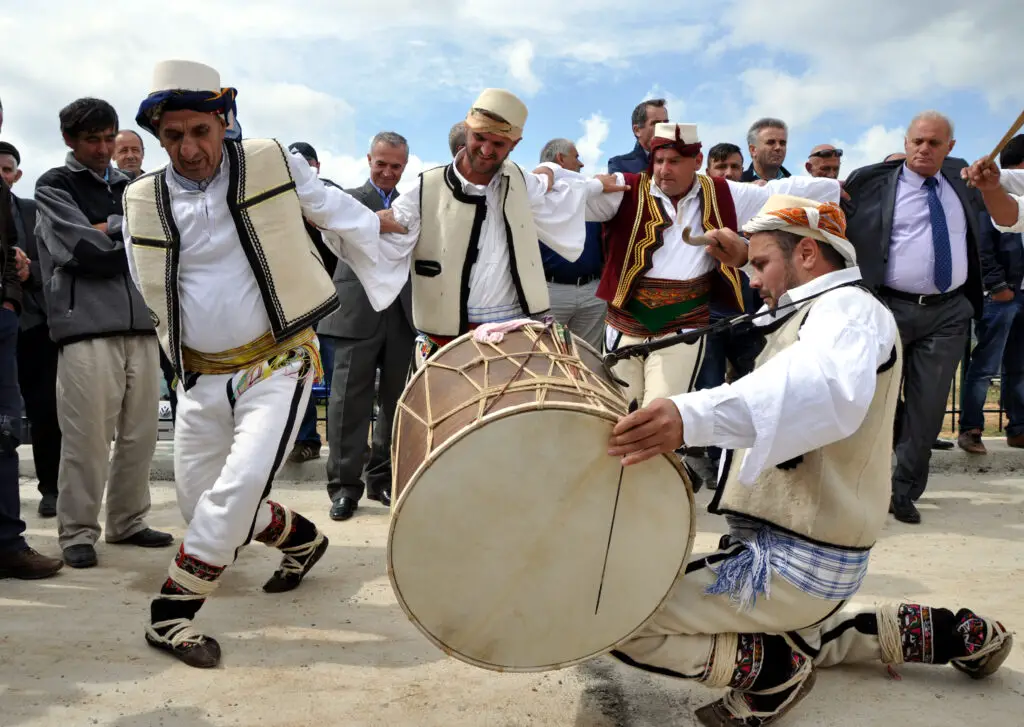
388, 325, 696, 672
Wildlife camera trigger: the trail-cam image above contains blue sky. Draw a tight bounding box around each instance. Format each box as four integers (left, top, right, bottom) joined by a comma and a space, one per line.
2, 1, 1021, 193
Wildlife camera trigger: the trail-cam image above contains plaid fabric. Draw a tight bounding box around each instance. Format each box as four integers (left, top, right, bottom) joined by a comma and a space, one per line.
707, 518, 869, 610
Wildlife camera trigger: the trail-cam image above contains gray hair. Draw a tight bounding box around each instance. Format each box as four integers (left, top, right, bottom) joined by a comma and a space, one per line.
539, 138, 575, 163
448, 121, 467, 157
907, 110, 955, 139
746, 117, 788, 147
371, 131, 408, 151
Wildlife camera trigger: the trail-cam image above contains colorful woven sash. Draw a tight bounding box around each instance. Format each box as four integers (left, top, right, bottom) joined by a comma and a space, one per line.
606, 273, 712, 337
182, 327, 324, 383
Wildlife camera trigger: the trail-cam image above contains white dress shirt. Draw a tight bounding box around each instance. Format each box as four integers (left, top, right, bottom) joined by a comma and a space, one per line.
884, 165, 968, 294
383, 159, 602, 324
673, 266, 899, 486
125, 148, 392, 353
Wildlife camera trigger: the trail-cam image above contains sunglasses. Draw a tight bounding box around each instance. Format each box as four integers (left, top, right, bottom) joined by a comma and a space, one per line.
810, 148, 843, 159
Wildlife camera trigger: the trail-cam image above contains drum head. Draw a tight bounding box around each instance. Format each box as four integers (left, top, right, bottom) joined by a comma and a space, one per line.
387, 405, 695, 672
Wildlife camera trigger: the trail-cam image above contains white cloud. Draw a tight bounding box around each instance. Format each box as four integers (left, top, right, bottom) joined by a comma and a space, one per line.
575, 113, 610, 173
834, 126, 907, 180
642, 85, 687, 123
504, 39, 542, 96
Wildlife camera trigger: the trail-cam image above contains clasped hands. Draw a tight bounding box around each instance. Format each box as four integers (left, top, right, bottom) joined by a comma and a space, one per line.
608, 398, 684, 466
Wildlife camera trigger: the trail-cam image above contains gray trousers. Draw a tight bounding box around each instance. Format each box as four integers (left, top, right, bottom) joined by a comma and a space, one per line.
887, 293, 973, 500
546, 279, 607, 351
56, 335, 160, 548
325, 306, 415, 503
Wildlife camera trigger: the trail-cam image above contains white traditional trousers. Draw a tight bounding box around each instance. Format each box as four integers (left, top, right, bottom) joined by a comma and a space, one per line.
173, 357, 312, 567
606, 328, 707, 407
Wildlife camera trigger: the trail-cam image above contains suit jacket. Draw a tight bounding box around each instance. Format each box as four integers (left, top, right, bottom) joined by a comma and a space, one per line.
842, 157, 987, 318
607, 142, 650, 175
316, 180, 414, 339
11, 195, 47, 331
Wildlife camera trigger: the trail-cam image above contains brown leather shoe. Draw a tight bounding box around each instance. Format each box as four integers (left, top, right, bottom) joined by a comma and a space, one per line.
957, 430, 987, 454
1007, 434, 1024, 449
0, 546, 64, 579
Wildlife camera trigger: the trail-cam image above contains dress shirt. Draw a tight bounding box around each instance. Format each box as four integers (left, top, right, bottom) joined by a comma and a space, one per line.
995, 168, 1024, 234
125, 147, 391, 353
674, 266, 898, 486
884, 164, 968, 294
385, 158, 602, 324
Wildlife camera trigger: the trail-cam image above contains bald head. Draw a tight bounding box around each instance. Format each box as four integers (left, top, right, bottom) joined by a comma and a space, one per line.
806, 144, 842, 179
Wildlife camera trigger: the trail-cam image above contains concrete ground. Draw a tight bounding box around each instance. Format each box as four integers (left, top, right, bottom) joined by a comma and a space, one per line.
2, 454, 1023, 726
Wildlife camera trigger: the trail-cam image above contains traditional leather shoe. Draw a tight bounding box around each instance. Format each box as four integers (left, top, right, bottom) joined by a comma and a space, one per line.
110, 528, 174, 548
63, 544, 98, 568
145, 622, 222, 669
0, 546, 64, 579
367, 488, 392, 507
957, 430, 987, 454
37, 494, 57, 518
330, 497, 357, 521
263, 534, 329, 593
889, 496, 921, 524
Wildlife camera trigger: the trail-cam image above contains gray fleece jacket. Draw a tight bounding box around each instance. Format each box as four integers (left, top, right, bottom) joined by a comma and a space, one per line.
34, 153, 155, 346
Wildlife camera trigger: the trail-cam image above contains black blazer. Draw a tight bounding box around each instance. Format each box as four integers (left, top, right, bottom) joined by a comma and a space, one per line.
315, 180, 414, 339
11, 195, 47, 330
842, 157, 987, 318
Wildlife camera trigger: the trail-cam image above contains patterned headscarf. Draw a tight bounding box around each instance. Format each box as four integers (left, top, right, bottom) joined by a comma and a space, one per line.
135, 87, 238, 138
742, 200, 857, 266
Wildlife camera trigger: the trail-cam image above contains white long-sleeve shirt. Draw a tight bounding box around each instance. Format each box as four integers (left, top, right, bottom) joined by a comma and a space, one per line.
672, 266, 899, 486
382, 159, 603, 323
996, 168, 1024, 233
125, 147, 397, 353
585, 173, 842, 282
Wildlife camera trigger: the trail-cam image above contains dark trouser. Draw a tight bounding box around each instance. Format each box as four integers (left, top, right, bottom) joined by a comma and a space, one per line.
17, 324, 61, 498
325, 306, 415, 503
888, 293, 973, 500
294, 335, 336, 447
158, 347, 177, 422
959, 293, 1024, 436
0, 308, 26, 552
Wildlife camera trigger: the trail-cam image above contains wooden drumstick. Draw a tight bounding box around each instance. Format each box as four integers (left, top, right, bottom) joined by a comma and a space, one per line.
986, 108, 1024, 163
681, 226, 713, 247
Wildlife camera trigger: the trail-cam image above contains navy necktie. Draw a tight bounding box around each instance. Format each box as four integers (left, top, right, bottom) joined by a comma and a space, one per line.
923, 176, 952, 292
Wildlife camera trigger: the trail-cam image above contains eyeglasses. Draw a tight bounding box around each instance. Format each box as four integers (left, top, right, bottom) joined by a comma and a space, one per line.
809, 148, 843, 159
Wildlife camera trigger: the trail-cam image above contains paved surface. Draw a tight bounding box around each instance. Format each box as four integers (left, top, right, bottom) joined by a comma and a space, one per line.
2, 472, 1022, 726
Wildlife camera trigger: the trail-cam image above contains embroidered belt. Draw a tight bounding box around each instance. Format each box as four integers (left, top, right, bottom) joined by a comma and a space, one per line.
607, 273, 712, 337
182, 328, 324, 383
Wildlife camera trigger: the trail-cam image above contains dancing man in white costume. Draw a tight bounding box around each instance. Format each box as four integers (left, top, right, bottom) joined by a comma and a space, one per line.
123, 60, 407, 668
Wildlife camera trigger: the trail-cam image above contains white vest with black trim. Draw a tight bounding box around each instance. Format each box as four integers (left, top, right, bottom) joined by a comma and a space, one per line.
413, 160, 549, 337
123, 138, 339, 378
708, 284, 902, 550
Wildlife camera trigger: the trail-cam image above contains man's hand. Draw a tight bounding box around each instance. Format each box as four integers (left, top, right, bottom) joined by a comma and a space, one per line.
963, 158, 1002, 192
2, 302, 15, 312
92, 222, 109, 234
376, 209, 409, 235
839, 181, 851, 203
703, 228, 749, 268
595, 173, 631, 194
13, 247, 29, 282
991, 288, 1015, 303
608, 398, 684, 466
532, 165, 555, 192
750, 179, 769, 187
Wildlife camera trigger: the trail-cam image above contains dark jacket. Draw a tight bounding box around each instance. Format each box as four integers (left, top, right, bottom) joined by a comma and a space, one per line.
0, 178, 22, 313
540, 221, 604, 282
315, 179, 414, 339
9, 194, 46, 331
842, 156, 987, 318
607, 141, 650, 175
740, 163, 791, 182
33, 153, 155, 346
978, 210, 1024, 295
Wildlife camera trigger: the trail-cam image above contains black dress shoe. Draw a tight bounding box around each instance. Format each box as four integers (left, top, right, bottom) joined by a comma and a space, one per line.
37, 494, 57, 518
367, 489, 392, 507
932, 438, 955, 450
110, 528, 175, 548
330, 497, 357, 521
890, 496, 921, 524
63, 544, 98, 568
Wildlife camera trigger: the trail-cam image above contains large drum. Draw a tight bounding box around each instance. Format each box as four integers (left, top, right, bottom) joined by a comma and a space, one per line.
387, 322, 695, 672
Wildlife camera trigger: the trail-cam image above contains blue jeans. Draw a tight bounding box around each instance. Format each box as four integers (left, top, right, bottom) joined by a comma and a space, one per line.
295, 335, 335, 446
959, 294, 1024, 436
0, 307, 26, 552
